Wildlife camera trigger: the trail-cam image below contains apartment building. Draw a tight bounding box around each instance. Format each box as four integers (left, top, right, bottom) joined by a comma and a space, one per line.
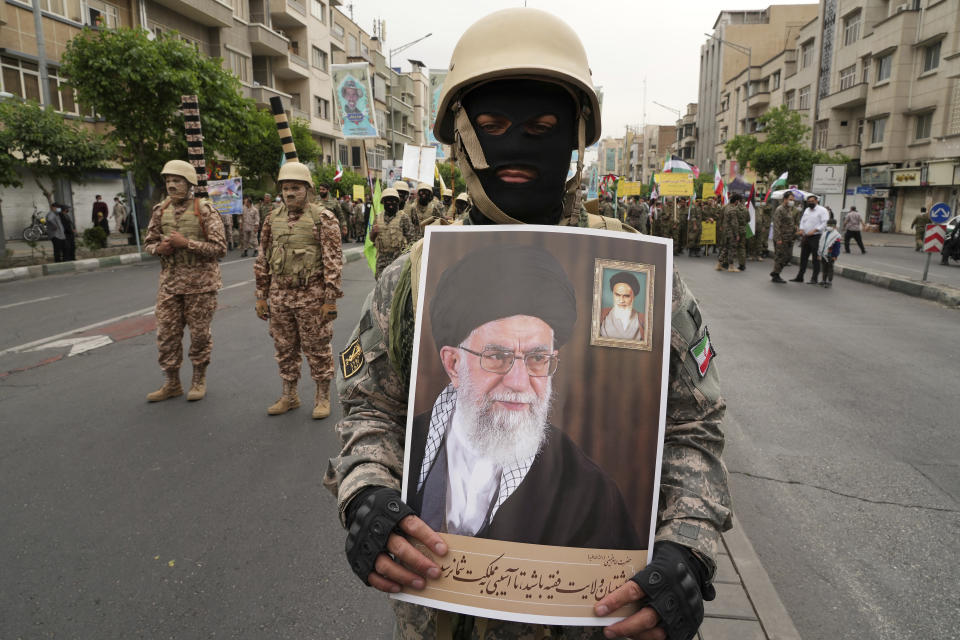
697, 4, 820, 171
673, 103, 698, 164
640, 124, 677, 184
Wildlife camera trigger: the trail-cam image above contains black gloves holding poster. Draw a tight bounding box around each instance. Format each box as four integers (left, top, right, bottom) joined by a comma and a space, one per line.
629, 541, 715, 640
345, 487, 415, 585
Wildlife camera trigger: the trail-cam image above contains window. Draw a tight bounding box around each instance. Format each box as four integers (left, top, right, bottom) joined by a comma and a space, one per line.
720, 95, 729, 111
785, 90, 796, 110
373, 74, 386, 101
311, 46, 328, 71
922, 41, 940, 73
870, 117, 887, 145
332, 22, 344, 40
771, 71, 780, 90
347, 34, 358, 57
1, 56, 41, 103
232, 0, 248, 21
861, 57, 871, 83
228, 50, 249, 83
351, 145, 361, 167
856, 118, 865, 144
41, 0, 81, 20
800, 41, 814, 69
843, 11, 861, 46
915, 112, 932, 140
180, 35, 201, 52
839, 65, 856, 91
361, 44, 369, 57
310, 0, 325, 22
876, 53, 892, 83
315, 95, 330, 119
338, 144, 348, 166
798, 85, 811, 110
815, 121, 828, 149
86, 0, 120, 28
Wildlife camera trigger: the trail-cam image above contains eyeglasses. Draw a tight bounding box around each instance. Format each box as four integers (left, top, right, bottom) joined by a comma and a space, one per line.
458, 346, 559, 377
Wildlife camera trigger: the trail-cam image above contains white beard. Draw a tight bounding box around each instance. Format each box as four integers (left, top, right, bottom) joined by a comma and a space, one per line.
612, 305, 634, 326
453, 360, 551, 467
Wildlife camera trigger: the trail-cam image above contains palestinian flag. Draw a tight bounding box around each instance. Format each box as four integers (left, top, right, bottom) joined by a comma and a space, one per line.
663, 155, 700, 178
764, 171, 788, 203
363, 179, 381, 274
745, 183, 756, 239
334, 160, 344, 182
689, 329, 716, 378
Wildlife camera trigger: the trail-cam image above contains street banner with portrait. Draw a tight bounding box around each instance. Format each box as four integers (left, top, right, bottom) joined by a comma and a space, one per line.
426, 69, 448, 149
395, 226, 672, 626
206, 177, 242, 216
331, 62, 378, 139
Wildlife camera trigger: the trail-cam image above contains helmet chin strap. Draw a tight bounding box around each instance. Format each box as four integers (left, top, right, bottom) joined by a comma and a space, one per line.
453, 99, 589, 226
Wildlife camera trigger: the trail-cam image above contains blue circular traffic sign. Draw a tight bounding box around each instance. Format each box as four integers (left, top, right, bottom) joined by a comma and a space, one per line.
929, 202, 951, 224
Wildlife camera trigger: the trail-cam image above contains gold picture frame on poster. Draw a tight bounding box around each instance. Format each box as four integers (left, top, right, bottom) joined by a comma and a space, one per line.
590, 258, 655, 351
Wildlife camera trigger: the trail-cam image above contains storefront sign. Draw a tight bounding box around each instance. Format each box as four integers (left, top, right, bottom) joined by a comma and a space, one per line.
874, 189, 890, 198
812, 164, 847, 194
861, 164, 893, 187
926, 161, 955, 185
891, 169, 921, 187
856, 185, 876, 195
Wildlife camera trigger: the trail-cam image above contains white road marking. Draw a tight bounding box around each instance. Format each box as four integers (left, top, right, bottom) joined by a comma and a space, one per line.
0, 294, 67, 311
221, 279, 253, 291
27, 335, 114, 356
0, 305, 155, 357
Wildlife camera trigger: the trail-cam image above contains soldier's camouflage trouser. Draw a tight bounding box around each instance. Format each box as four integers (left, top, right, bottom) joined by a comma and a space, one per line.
392, 601, 606, 640
269, 299, 334, 384
717, 231, 737, 266
687, 226, 701, 250
735, 234, 747, 265
242, 229, 257, 250
747, 233, 763, 258
772, 240, 793, 274
156, 290, 218, 371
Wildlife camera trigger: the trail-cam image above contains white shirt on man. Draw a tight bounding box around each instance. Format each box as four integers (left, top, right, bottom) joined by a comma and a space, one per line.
799, 204, 829, 235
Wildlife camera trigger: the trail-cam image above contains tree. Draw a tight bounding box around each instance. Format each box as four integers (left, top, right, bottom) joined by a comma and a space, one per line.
313, 165, 368, 198
0, 100, 115, 254
61, 28, 254, 201
232, 112, 321, 188
436, 161, 466, 194
724, 105, 849, 188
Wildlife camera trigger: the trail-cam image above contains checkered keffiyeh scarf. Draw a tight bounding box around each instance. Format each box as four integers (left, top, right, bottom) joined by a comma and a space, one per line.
417, 384, 536, 521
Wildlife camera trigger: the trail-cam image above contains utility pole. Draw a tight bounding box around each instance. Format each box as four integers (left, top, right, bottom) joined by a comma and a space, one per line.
387, 33, 432, 162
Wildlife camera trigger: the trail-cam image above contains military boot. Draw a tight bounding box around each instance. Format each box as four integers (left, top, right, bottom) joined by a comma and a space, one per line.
147, 369, 183, 402
311, 381, 331, 420
728, 265, 739, 272
267, 381, 300, 415
715, 261, 724, 271
187, 364, 207, 401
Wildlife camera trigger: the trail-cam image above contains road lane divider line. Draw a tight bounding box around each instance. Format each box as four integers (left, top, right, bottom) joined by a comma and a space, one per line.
0, 305, 156, 357
0, 294, 67, 311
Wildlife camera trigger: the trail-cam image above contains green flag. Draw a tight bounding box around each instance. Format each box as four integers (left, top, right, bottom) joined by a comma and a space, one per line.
363, 180, 381, 274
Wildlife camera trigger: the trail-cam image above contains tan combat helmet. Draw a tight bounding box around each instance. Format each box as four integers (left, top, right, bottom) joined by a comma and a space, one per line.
433, 8, 600, 224
277, 161, 313, 186
161, 159, 199, 186
380, 187, 400, 202
442, 188, 453, 198
417, 182, 432, 194
456, 192, 470, 203
393, 181, 410, 194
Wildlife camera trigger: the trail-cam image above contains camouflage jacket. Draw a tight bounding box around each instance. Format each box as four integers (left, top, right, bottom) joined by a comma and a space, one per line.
372, 211, 415, 279
144, 197, 226, 295
254, 202, 343, 307
317, 195, 348, 229
772, 204, 796, 244
598, 201, 615, 218
405, 200, 446, 232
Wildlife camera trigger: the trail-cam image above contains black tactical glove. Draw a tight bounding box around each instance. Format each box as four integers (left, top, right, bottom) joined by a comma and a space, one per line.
629, 541, 715, 640
344, 487, 415, 585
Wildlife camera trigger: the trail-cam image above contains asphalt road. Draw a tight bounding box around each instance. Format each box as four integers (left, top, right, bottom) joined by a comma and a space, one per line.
808, 242, 960, 288
1, 245, 957, 639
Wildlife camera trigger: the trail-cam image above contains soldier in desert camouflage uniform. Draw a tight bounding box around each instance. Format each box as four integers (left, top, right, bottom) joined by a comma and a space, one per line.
144, 159, 227, 403
324, 9, 731, 640
770, 191, 798, 283
626, 196, 648, 234
405, 183, 445, 240
370, 187, 415, 279
316, 182, 348, 241
255, 161, 343, 419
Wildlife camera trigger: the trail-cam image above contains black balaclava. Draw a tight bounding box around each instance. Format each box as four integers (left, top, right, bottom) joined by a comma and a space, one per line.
398, 192, 409, 208
382, 198, 399, 218
463, 79, 576, 226
417, 190, 432, 207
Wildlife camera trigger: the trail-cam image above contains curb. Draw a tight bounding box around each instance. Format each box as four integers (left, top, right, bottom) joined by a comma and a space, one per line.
722, 515, 801, 640
788, 255, 960, 308
1, 247, 366, 283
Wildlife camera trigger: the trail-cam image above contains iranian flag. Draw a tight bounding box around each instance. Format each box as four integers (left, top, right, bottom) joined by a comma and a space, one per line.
663, 154, 700, 178
334, 160, 344, 182
713, 170, 727, 204
764, 171, 788, 203
745, 183, 757, 239
690, 330, 715, 378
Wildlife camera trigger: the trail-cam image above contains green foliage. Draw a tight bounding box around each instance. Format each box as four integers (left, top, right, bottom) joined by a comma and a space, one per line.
82, 225, 108, 249
61, 28, 253, 193
232, 112, 321, 186
694, 171, 715, 201
724, 105, 849, 187
436, 162, 466, 193
0, 100, 115, 200
313, 165, 368, 198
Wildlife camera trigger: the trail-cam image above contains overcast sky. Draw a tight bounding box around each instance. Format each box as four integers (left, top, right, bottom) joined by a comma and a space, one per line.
350, 0, 818, 140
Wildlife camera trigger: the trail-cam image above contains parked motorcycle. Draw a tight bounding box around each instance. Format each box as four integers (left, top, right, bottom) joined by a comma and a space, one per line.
22, 206, 49, 242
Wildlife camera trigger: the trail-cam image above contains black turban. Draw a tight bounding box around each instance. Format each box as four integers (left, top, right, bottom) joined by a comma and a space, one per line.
609, 271, 641, 296
430, 244, 577, 350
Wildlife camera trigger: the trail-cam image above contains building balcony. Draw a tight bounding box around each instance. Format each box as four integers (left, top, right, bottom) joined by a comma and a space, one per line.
152, 0, 232, 27
830, 143, 861, 158
821, 82, 868, 111
248, 24, 288, 57
269, 0, 307, 28
681, 135, 696, 148
290, 107, 310, 122
244, 83, 291, 109
275, 52, 310, 79
747, 91, 770, 108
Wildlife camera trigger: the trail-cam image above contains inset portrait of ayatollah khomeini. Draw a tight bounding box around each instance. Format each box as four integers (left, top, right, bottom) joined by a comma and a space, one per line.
405, 244, 642, 550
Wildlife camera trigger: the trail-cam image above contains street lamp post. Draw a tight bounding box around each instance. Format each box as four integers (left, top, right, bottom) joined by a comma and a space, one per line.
387, 33, 432, 163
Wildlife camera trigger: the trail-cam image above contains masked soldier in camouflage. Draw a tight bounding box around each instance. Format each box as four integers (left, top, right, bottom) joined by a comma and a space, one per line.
405, 183, 445, 240
325, 9, 730, 640
626, 196, 648, 234
144, 160, 227, 402
255, 161, 343, 419
716, 193, 743, 272
453, 192, 471, 221
370, 187, 415, 280
393, 181, 411, 211
735, 198, 749, 270
316, 181, 348, 242
770, 191, 798, 283
686, 199, 702, 257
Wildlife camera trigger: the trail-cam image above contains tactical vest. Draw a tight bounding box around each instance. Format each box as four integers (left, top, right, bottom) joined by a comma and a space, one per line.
160, 199, 205, 266
375, 213, 406, 255
269, 206, 323, 287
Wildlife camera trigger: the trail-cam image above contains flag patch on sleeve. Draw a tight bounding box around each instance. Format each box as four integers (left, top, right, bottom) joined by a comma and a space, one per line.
689, 329, 716, 378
